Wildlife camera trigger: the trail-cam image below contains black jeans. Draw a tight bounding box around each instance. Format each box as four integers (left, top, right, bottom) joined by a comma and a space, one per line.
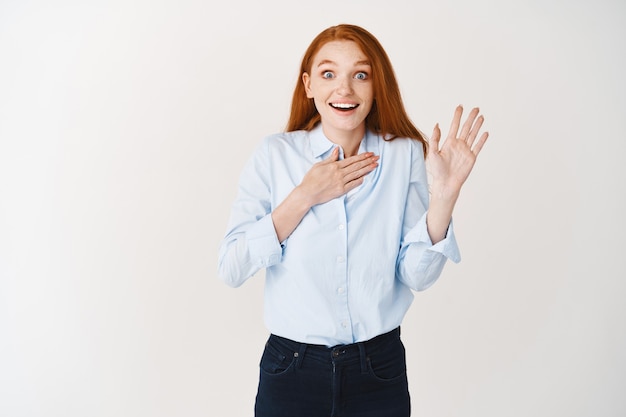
255, 327, 410, 417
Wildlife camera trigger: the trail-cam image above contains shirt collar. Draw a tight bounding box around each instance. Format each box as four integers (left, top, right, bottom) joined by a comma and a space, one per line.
309, 124, 376, 159
309, 124, 336, 159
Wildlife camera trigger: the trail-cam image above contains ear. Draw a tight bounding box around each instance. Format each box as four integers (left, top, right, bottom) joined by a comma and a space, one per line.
302, 72, 313, 98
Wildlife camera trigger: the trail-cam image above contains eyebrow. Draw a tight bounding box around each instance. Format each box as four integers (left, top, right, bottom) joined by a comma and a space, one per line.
316, 59, 371, 67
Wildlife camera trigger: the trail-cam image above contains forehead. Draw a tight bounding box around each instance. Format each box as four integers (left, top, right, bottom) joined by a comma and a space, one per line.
312, 40, 370, 66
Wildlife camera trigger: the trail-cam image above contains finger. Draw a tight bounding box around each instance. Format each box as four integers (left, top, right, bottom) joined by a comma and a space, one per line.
459, 107, 480, 141
429, 123, 441, 155
471, 131, 489, 156
323, 147, 340, 163
343, 176, 365, 193
446, 105, 464, 141
343, 162, 378, 188
466, 114, 484, 148
342, 156, 379, 179
338, 151, 375, 168
342, 158, 379, 182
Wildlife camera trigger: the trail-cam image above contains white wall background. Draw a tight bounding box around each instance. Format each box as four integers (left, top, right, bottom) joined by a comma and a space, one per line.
1, 0, 624, 416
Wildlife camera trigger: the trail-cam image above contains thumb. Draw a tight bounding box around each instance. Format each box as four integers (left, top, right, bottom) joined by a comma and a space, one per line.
429, 124, 441, 155
324, 146, 340, 163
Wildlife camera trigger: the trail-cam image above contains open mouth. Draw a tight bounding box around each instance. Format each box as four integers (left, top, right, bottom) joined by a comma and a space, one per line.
330, 102, 359, 112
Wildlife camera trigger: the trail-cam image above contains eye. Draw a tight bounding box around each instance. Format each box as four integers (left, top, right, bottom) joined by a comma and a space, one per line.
355, 72, 368, 80
322, 71, 334, 79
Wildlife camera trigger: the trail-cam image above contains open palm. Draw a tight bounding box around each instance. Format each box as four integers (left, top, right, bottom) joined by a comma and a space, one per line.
427, 105, 489, 194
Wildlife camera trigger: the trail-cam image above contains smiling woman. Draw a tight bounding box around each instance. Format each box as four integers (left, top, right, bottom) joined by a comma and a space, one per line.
301, 41, 374, 155
217, 23, 489, 417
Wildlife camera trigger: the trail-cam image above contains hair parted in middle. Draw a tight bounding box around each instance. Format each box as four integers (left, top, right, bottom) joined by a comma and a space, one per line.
285, 23, 427, 155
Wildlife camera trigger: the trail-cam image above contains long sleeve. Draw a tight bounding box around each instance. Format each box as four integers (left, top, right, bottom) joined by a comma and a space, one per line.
395, 141, 461, 291
217, 140, 283, 288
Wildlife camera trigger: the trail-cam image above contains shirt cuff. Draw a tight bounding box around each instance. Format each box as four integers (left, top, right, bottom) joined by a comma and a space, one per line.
245, 214, 283, 268
404, 211, 461, 263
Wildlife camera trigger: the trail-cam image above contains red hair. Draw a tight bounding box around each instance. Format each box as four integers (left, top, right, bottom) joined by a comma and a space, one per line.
286, 24, 427, 155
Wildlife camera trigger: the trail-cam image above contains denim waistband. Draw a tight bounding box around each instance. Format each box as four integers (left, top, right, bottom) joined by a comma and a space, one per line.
267, 327, 401, 372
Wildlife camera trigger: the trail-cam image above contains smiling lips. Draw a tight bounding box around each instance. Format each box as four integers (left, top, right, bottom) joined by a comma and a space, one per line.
330, 102, 359, 111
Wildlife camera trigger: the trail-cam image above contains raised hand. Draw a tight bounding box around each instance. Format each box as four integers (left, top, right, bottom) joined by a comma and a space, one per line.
427, 105, 489, 197
425, 105, 489, 243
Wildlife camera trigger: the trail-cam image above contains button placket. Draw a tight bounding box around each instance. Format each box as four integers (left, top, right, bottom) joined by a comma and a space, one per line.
333, 198, 351, 338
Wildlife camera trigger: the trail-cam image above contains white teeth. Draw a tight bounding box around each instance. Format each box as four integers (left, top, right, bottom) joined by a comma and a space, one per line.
331, 103, 358, 109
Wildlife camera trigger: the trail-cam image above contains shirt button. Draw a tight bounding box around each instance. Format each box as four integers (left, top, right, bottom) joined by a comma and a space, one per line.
336, 256, 344, 263
341, 321, 348, 328
338, 224, 345, 230
337, 287, 345, 294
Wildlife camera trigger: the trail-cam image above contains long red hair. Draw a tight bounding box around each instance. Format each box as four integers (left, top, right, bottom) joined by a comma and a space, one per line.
286, 24, 427, 155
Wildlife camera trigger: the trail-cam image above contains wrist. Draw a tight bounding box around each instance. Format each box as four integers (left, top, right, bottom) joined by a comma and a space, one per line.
430, 181, 461, 203
292, 185, 316, 212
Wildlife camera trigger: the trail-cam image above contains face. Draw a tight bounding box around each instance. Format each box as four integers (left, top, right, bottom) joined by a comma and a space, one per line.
302, 40, 374, 139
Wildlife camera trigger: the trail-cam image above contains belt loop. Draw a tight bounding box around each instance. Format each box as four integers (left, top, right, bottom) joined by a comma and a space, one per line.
358, 342, 367, 374
296, 343, 307, 369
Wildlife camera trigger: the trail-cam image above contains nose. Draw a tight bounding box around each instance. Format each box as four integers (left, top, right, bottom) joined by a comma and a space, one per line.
336, 76, 354, 96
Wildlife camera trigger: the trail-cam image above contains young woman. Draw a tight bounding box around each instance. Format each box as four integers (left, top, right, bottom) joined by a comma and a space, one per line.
218, 24, 489, 417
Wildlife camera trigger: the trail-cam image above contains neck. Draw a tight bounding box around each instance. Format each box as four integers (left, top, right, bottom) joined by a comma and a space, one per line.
321, 125, 365, 158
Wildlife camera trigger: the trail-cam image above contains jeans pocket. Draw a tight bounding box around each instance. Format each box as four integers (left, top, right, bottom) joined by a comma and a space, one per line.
259, 338, 296, 376
367, 340, 407, 382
